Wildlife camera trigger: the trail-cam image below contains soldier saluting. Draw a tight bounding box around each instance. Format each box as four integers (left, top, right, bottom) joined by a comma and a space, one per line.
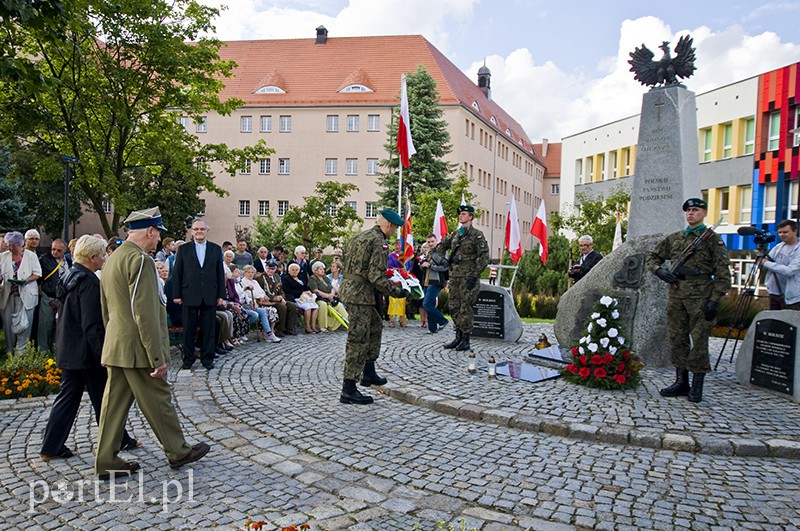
436, 204, 490, 352
646, 198, 730, 403
339, 209, 409, 405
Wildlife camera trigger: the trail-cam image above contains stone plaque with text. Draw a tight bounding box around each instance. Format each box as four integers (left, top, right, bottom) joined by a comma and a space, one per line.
750, 319, 795, 395
472, 290, 505, 339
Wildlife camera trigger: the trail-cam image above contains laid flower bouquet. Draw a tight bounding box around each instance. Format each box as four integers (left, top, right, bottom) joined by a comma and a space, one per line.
385, 268, 424, 300
562, 295, 643, 390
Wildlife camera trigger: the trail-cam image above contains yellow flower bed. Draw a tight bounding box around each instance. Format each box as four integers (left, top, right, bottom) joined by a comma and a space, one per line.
0, 344, 61, 400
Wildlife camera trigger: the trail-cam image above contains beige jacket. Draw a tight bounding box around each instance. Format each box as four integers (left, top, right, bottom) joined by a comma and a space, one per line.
0, 249, 42, 310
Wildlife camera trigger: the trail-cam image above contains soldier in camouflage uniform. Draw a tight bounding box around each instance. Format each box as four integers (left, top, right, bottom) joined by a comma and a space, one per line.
436, 204, 491, 351
339, 209, 408, 405
646, 198, 730, 403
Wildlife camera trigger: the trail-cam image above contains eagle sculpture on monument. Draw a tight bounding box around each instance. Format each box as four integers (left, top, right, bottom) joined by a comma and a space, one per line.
628, 35, 696, 87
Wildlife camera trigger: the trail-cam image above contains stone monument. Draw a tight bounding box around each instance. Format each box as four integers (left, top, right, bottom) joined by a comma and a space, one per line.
472, 284, 523, 342
554, 36, 700, 368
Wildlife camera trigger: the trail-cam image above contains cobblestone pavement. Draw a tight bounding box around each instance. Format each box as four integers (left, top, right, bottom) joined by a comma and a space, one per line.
2, 322, 800, 530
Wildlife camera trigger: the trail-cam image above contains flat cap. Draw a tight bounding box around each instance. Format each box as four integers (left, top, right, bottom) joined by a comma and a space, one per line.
682, 198, 707, 211
124, 206, 167, 231
379, 209, 404, 226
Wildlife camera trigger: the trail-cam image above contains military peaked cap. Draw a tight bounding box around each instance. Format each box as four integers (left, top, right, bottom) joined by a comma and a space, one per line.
682, 198, 708, 211
458, 204, 475, 214
124, 206, 168, 231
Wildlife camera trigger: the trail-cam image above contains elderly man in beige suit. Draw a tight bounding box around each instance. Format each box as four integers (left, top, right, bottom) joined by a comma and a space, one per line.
94, 207, 209, 480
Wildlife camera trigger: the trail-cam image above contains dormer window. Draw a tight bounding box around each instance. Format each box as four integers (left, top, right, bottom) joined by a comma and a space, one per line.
505, 128, 511, 136
340, 84, 373, 93
472, 101, 480, 111
255, 85, 286, 94
490, 116, 497, 125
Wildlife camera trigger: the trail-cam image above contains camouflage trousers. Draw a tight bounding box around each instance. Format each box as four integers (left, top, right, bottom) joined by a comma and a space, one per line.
343, 303, 383, 380
667, 296, 714, 373
448, 277, 481, 334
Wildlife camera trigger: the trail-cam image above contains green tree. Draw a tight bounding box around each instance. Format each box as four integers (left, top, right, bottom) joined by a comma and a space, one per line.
0, 0, 63, 93
0, 0, 272, 237
504, 233, 570, 296
0, 144, 35, 232
250, 212, 297, 251
282, 181, 363, 251
551, 185, 630, 255
377, 64, 456, 209
414, 172, 478, 240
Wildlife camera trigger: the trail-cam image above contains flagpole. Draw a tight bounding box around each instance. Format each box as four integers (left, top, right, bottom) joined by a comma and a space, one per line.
397, 164, 403, 240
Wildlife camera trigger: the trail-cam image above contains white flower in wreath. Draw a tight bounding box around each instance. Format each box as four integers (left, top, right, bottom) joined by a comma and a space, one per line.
579, 346, 585, 354
587, 342, 598, 353
587, 323, 594, 333
596, 318, 607, 328
579, 335, 588, 344
600, 337, 610, 348
609, 346, 617, 354
619, 337, 625, 345
608, 328, 619, 338
591, 312, 600, 319
600, 295, 614, 307
612, 309, 620, 319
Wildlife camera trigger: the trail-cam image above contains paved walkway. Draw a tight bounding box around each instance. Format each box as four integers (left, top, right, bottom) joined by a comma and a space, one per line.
2, 322, 800, 530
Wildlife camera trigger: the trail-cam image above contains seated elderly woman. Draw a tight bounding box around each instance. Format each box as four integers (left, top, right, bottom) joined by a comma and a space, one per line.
239, 265, 281, 343
308, 261, 348, 332
282, 262, 319, 334
225, 264, 255, 345
223, 250, 235, 279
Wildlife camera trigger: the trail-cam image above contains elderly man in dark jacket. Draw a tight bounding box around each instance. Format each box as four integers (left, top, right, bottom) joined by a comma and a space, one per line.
39, 235, 137, 461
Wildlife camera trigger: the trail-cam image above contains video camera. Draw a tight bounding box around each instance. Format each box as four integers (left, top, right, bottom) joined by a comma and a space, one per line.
737, 226, 775, 253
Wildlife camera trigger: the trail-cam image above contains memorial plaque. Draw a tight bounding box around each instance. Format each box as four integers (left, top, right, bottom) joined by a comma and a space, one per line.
750, 319, 795, 395
481, 361, 561, 383
473, 290, 504, 339
528, 345, 567, 363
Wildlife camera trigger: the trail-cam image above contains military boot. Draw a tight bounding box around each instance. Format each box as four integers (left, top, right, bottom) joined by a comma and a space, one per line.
360, 361, 387, 387
455, 333, 471, 351
340, 378, 373, 405
659, 368, 690, 397
443, 330, 462, 349
687, 372, 705, 403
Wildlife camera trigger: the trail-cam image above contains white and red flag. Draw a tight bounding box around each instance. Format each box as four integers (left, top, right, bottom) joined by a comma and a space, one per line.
530, 201, 548, 264
396, 75, 416, 168
504, 194, 522, 264
433, 199, 449, 243
401, 196, 414, 263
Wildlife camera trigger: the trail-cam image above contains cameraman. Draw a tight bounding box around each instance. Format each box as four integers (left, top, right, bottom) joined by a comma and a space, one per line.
761, 219, 800, 310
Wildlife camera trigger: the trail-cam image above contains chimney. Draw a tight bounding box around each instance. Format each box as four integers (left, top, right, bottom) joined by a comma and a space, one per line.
541, 138, 549, 157
315, 25, 328, 45
477, 61, 491, 100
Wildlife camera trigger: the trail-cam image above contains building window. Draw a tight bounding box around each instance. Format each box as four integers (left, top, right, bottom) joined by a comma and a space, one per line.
365, 202, 377, 218
325, 158, 338, 175
278, 158, 290, 174
789, 181, 799, 220
719, 187, 729, 225
623, 148, 631, 176
196, 116, 207, 133
239, 200, 250, 217
367, 114, 379, 131
279, 115, 292, 133
240, 158, 251, 174
610, 151, 618, 178
347, 114, 359, 132
327, 115, 339, 132
259, 158, 271, 174
258, 200, 269, 217
794, 108, 800, 147
345, 201, 357, 213
179, 116, 189, 132
768, 111, 780, 151
260, 115, 272, 132
326, 202, 337, 216
599, 153, 606, 181
551, 184, 560, 195
254, 85, 285, 94
722, 123, 732, 159
743, 118, 755, 155
702, 128, 712, 162
277, 200, 289, 216
240, 115, 252, 133
586, 156, 594, 182
340, 84, 373, 93
366, 158, 378, 175
764, 183, 777, 223
575, 159, 583, 184
345, 158, 357, 175
738, 185, 752, 224
101, 200, 112, 214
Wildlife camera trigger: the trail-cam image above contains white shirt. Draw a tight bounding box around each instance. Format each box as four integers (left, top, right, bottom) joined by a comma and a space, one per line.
194, 241, 207, 268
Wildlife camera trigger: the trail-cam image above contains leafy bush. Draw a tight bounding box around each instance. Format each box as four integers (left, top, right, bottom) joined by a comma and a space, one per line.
0, 342, 61, 399
532, 295, 559, 319
515, 290, 533, 318
715, 291, 769, 329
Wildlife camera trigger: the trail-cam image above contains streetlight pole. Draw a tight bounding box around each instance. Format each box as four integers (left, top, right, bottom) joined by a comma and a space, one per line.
62, 155, 78, 241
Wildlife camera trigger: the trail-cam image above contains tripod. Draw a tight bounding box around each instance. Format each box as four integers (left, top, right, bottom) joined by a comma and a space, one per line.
713, 250, 767, 370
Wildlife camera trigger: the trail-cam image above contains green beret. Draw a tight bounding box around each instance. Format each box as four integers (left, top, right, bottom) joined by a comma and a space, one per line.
458, 204, 475, 214
682, 198, 707, 211
379, 209, 404, 226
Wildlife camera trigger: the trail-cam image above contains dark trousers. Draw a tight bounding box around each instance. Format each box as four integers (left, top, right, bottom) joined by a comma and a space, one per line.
41, 367, 134, 456
182, 304, 216, 367
769, 294, 800, 310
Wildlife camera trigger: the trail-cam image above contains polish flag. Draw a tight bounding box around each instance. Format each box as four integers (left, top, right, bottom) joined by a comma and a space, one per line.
396, 75, 416, 168
504, 195, 522, 264
433, 199, 449, 243
401, 197, 415, 263
530, 201, 548, 264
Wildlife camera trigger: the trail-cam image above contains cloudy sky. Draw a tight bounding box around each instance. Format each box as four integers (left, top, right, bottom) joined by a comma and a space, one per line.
196, 0, 800, 142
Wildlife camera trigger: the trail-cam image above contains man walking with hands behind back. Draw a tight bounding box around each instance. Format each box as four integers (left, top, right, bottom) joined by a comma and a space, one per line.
172, 218, 226, 371
95, 207, 209, 480
436, 204, 490, 352
646, 198, 730, 403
